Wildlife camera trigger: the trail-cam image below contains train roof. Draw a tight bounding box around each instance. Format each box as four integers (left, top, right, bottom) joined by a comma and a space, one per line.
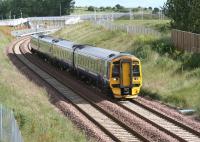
75, 45, 120, 60
55, 40, 74, 50
31, 35, 134, 60
32, 34, 53, 42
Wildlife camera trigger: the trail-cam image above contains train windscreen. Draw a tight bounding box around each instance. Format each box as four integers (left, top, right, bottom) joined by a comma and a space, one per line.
112, 64, 120, 77
133, 65, 140, 77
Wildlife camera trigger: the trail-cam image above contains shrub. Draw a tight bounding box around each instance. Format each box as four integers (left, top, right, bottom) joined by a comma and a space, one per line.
140, 89, 162, 100
15, 112, 26, 129
152, 37, 175, 55
164, 95, 188, 108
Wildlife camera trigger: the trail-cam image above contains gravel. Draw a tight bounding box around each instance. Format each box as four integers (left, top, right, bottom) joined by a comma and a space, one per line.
136, 97, 200, 133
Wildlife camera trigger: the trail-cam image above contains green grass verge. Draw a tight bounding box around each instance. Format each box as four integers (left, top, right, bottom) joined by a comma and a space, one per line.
53, 22, 200, 116
0, 27, 88, 142
72, 8, 114, 15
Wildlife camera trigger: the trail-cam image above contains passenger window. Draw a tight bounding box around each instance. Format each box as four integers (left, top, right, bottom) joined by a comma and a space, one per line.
81, 56, 83, 66
92, 60, 94, 71
87, 58, 89, 68
65, 51, 67, 59
94, 61, 96, 71
96, 61, 99, 72
101, 61, 105, 75
88, 58, 90, 69
90, 60, 92, 70
78, 55, 81, 66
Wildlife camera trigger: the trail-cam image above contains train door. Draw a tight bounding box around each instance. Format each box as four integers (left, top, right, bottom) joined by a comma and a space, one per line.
120, 60, 132, 88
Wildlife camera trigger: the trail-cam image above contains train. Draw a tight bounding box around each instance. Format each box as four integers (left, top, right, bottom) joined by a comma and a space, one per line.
30, 34, 142, 99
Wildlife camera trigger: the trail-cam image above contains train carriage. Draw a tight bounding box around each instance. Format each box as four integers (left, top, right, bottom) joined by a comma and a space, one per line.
30, 34, 142, 99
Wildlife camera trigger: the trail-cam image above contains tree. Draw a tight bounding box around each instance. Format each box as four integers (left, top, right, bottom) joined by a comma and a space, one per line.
88, 6, 95, 11
132, 8, 139, 12
152, 7, 160, 14
114, 4, 126, 12
148, 7, 152, 10
105, 6, 112, 11
115, 4, 124, 10
0, 0, 75, 18
163, 0, 193, 31
0, 0, 11, 18
188, 0, 200, 33
99, 7, 105, 11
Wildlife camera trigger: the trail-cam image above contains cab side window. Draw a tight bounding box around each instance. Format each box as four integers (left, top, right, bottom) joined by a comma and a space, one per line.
132, 65, 140, 77
112, 64, 120, 77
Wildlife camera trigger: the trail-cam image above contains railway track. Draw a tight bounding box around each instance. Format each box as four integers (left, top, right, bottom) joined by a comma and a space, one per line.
12, 37, 147, 142
9, 37, 200, 142
119, 101, 200, 142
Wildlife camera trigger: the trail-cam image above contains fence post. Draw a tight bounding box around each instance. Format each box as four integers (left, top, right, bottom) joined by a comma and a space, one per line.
199, 36, 200, 53
0, 104, 2, 140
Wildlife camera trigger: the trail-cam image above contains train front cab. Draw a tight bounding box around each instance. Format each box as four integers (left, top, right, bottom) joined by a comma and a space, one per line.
109, 55, 142, 99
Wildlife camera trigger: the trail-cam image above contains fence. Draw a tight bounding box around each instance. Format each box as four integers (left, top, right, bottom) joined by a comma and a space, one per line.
0, 18, 28, 26
93, 20, 160, 36
171, 29, 200, 53
0, 105, 23, 142
0, 13, 127, 26
11, 27, 61, 37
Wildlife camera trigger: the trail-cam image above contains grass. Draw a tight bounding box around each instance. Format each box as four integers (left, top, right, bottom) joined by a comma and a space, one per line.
0, 27, 88, 142
113, 20, 171, 34
71, 7, 114, 15
53, 22, 200, 116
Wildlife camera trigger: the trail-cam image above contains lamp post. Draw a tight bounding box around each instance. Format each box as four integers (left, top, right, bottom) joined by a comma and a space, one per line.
60, 3, 62, 16
129, 9, 132, 20
10, 11, 12, 19
20, 10, 22, 18
20, 10, 23, 28
141, 8, 143, 20
94, 8, 97, 21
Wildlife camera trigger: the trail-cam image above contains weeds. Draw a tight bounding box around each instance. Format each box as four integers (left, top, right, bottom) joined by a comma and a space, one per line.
140, 89, 162, 100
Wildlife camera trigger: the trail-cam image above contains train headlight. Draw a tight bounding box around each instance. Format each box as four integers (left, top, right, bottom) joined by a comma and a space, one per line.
113, 78, 117, 81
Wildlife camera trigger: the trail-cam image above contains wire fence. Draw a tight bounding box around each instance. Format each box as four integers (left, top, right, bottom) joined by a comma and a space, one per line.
28, 13, 128, 21
171, 29, 200, 53
93, 20, 160, 36
11, 27, 61, 37
0, 105, 23, 142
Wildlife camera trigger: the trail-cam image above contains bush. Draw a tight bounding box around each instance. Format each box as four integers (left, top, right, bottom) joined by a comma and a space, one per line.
182, 53, 200, 69
133, 45, 152, 60
152, 37, 175, 55
15, 112, 26, 129
164, 95, 188, 108
155, 57, 175, 70
186, 68, 200, 78
88, 6, 95, 11
140, 89, 161, 100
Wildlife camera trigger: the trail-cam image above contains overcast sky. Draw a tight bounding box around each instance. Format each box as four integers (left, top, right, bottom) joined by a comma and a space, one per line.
75, 0, 167, 8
